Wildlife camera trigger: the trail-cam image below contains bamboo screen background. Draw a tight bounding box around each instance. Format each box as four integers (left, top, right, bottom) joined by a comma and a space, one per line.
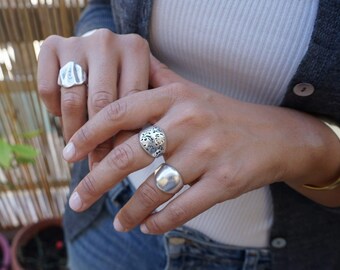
0, 0, 87, 229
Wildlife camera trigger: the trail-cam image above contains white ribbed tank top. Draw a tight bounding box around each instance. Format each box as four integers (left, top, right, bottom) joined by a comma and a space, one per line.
129, 0, 318, 247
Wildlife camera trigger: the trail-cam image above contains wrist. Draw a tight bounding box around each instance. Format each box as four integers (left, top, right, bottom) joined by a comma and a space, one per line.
303, 118, 340, 190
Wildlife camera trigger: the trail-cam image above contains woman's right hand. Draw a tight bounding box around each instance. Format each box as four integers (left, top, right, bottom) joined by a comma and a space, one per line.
60, 55, 340, 233
37, 29, 150, 168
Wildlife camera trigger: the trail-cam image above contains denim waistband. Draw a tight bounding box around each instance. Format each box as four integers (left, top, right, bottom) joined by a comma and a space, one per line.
165, 226, 270, 259
164, 227, 271, 269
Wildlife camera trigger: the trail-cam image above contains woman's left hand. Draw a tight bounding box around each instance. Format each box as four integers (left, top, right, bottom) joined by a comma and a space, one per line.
63, 56, 340, 234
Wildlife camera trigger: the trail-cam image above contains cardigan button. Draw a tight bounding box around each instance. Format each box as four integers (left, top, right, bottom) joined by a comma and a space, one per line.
271, 237, 287, 248
293, 83, 315, 97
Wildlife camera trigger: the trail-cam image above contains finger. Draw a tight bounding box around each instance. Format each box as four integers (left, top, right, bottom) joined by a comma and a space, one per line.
62, 88, 174, 162
118, 35, 150, 98
87, 46, 118, 117
140, 177, 222, 234
113, 148, 205, 232
37, 35, 62, 116
59, 59, 88, 142
110, 38, 150, 164
86, 35, 150, 168
149, 54, 187, 88
86, 47, 119, 168
68, 133, 154, 212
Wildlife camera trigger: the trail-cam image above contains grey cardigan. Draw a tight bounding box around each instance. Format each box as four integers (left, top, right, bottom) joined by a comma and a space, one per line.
64, 1, 340, 269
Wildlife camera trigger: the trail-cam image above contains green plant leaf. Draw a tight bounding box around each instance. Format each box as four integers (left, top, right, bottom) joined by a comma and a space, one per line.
21, 129, 43, 139
11, 144, 39, 164
0, 139, 13, 168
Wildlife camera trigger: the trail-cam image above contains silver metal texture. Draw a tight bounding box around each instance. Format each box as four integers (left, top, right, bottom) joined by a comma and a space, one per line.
139, 126, 167, 158
57, 61, 87, 88
154, 163, 183, 194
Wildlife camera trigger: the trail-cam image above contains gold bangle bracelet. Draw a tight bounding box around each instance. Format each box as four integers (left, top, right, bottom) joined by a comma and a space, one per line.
303, 119, 340, 191
321, 119, 340, 140
303, 177, 340, 191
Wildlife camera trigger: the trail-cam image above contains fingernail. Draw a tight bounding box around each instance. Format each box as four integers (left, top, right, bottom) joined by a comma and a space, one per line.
63, 142, 75, 161
113, 218, 125, 232
140, 223, 150, 234
69, 192, 82, 211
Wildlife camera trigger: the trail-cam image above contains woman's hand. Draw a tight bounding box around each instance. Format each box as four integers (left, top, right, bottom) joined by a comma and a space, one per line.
37, 29, 150, 168
63, 56, 340, 234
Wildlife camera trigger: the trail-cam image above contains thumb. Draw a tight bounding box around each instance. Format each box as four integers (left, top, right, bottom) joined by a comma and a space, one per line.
149, 54, 187, 87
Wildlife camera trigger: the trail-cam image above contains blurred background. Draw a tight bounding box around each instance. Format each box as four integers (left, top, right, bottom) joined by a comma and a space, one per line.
0, 1, 87, 269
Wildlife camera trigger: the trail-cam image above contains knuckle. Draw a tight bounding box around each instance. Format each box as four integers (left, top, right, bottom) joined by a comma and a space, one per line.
154, 82, 187, 107
75, 125, 92, 144
147, 217, 164, 233
90, 91, 114, 112
119, 208, 136, 228
123, 33, 149, 52
175, 102, 204, 128
59, 36, 83, 56
183, 102, 201, 120
81, 174, 98, 197
137, 182, 161, 208
40, 35, 62, 53
38, 81, 55, 99
196, 136, 218, 158
62, 91, 84, 112
104, 100, 128, 122
150, 63, 171, 86
214, 165, 244, 198
166, 82, 192, 102
170, 82, 186, 91
186, 103, 202, 116
93, 29, 116, 51
94, 28, 114, 41
106, 144, 134, 170
64, 36, 82, 49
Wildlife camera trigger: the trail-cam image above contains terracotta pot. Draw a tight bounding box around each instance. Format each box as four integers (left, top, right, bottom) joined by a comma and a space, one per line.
11, 218, 65, 270
0, 233, 10, 270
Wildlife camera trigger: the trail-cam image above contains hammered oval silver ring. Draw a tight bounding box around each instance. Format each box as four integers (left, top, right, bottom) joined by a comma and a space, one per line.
139, 125, 167, 158
57, 61, 87, 88
154, 163, 183, 194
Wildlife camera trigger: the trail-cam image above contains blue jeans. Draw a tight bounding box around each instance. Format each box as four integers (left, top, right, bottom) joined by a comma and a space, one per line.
67, 184, 271, 270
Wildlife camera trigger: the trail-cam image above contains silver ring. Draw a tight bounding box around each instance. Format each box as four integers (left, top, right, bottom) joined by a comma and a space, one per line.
57, 61, 87, 88
139, 125, 166, 158
154, 163, 183, 194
